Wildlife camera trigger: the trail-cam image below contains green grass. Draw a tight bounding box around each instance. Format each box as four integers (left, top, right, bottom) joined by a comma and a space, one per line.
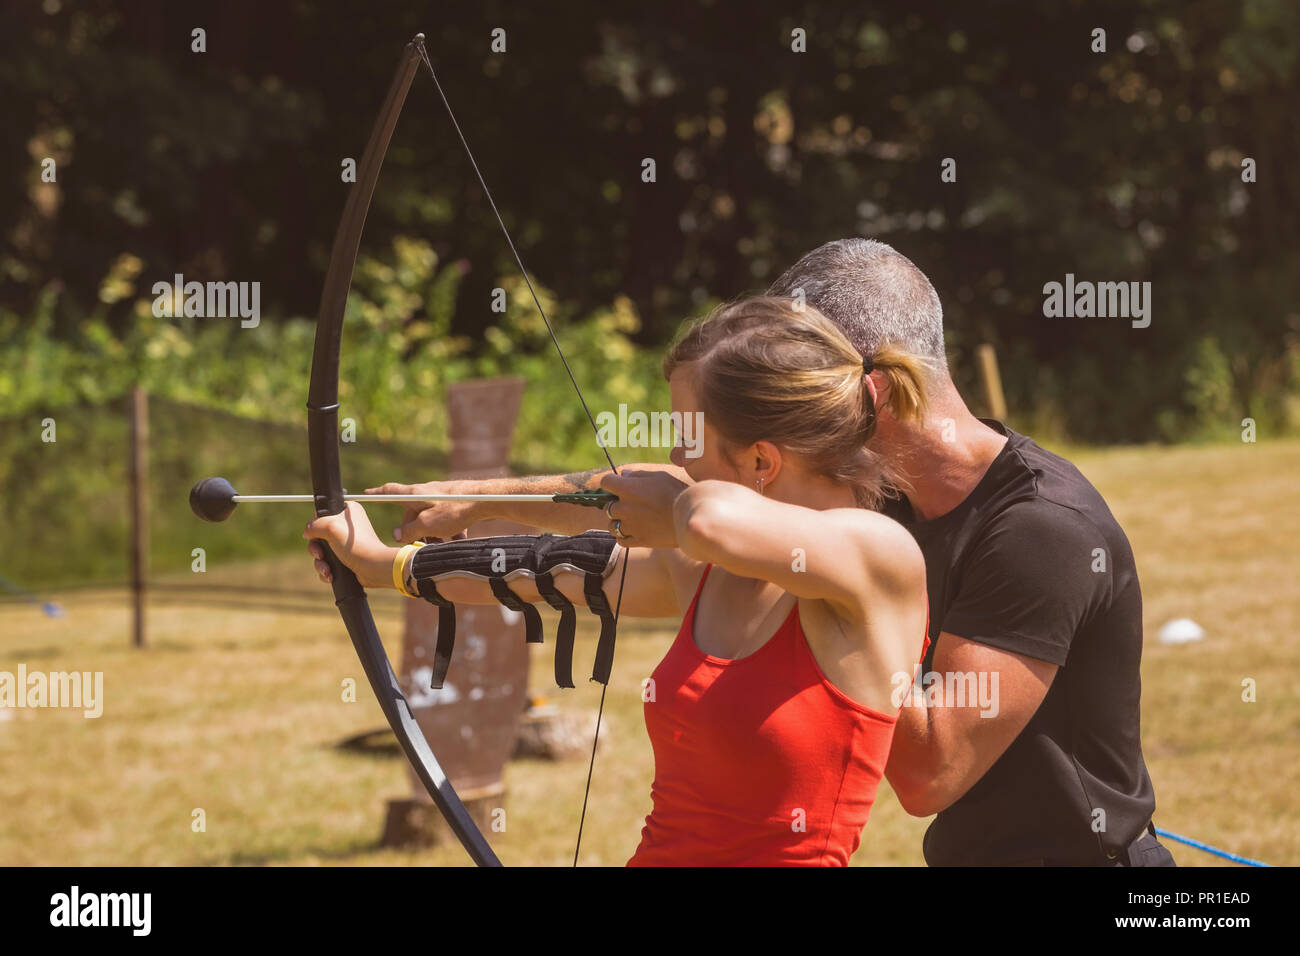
1, 438, 1297, 866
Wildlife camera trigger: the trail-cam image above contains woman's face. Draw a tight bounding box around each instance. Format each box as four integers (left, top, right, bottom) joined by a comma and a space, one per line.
668, 365, 747, 484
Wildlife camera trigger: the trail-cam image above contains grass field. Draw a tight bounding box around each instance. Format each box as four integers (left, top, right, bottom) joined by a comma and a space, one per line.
2, 437, 1297, 866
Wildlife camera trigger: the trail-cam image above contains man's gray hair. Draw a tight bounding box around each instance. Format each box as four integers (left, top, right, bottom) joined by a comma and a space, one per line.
767, 238, 947, 367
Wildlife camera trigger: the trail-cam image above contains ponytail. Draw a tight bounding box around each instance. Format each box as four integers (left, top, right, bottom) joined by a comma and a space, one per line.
664, 296, 933, 508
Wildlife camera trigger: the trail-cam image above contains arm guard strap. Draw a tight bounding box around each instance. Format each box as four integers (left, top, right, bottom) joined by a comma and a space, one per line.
409, 531, 620, 689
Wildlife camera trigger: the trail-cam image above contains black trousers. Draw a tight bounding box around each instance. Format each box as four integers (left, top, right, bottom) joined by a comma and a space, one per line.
1112, 824, 1176, 867
1010, 824, 1177, 866
1039, 823, 1176, 866
940, 823, 1179, 865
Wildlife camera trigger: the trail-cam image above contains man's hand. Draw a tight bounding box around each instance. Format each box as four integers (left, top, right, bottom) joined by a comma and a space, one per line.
366, 480, 495, 544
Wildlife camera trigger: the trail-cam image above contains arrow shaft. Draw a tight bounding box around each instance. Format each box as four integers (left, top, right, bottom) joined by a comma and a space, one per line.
233, 493, 560, 503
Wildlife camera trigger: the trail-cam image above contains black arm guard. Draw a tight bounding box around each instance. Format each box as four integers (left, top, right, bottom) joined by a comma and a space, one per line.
409, 531, 620, 689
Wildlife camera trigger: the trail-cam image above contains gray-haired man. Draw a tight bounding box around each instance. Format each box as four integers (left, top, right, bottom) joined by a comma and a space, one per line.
766, 238, 1168, 866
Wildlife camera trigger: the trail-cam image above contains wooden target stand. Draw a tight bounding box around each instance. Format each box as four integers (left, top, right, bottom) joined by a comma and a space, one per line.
381, 377, 532, 848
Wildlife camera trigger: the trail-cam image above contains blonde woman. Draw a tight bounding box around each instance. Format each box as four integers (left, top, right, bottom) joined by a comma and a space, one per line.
307, 296, 932, 865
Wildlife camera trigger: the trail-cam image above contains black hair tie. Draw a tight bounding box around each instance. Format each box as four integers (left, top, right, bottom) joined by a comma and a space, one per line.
862, 355, 874, 374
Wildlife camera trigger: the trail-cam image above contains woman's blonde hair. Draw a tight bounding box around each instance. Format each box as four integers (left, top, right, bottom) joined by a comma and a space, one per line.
663, 296, 931, 508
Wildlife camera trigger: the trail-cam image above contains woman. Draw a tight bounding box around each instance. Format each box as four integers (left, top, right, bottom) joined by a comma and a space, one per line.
307, 295, 931, 865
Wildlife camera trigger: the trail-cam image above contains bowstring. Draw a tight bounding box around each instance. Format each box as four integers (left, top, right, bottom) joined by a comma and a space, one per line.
573, 546, 628, 865
415, 40, 623, 866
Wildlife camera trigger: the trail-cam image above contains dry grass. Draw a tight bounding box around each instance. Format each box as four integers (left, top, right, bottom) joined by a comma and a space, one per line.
1, 438, 1296, 866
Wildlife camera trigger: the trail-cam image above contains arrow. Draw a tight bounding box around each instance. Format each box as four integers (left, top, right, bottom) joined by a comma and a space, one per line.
189, 476, 613, 522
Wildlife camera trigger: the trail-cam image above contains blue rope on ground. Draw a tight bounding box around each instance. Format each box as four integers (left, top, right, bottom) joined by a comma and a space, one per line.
1155, 827, 1271, 867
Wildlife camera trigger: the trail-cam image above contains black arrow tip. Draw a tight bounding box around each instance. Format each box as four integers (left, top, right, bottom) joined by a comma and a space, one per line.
190, 476, 239, 522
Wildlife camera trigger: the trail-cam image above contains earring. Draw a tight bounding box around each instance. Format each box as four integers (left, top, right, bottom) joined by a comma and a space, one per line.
756, 477, 765, 496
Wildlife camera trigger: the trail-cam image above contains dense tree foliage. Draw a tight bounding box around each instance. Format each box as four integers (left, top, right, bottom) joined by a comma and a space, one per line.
1, 0, 1296, 442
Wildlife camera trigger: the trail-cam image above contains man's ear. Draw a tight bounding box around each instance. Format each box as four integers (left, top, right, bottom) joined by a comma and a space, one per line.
863, 370, 884, 411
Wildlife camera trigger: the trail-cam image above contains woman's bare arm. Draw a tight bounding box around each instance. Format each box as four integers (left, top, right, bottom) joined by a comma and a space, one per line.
673, 480, 925, 621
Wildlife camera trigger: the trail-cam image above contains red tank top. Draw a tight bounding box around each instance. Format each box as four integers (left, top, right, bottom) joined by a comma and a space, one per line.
628, 565, 928, 866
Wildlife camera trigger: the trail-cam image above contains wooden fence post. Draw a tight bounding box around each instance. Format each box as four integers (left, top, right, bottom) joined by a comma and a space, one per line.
127, 386, 149, 648
975, 344, 1008, 421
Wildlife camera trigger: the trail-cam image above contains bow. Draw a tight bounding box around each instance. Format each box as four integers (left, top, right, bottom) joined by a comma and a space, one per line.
307, 33, 626, 867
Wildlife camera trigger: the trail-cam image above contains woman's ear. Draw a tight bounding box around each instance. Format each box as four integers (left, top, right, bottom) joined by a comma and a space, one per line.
752, 440, 782, 488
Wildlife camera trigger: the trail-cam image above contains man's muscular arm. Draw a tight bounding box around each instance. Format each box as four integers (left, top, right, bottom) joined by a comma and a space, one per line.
885, 632, 1057, 816
369, 463, 691, 541
886, 500, 1101, 816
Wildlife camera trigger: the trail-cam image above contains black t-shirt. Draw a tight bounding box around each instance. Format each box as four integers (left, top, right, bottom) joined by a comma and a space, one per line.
883, 421, 1156, 865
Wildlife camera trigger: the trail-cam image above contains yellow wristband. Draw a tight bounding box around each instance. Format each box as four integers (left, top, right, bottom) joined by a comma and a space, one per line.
392, 544, 424, 598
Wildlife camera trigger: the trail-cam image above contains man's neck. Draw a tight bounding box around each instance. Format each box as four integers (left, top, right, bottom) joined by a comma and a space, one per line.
877, 399, 1009, 522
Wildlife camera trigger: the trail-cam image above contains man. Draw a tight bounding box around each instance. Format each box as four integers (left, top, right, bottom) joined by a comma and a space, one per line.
381, 237, 1169, 866
768, 239, 1168, 866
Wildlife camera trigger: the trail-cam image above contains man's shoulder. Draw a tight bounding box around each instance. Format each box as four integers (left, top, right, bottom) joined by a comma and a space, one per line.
992, 423, 1122, 535
985, 492, 1101, 546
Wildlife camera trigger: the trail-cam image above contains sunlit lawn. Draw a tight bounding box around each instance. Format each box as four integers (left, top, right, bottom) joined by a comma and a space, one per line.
2, 438, 1296, 866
